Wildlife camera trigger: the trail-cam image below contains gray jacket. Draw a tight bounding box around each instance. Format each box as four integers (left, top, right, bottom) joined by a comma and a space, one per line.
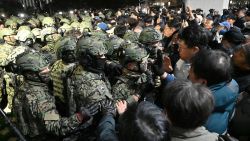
171, 126, 219, 141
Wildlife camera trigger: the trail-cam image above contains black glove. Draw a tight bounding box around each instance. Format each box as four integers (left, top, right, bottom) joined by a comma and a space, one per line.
152, 50, 165, 76
80, 102, 100, 121
100, 100, 116, 117
108, 62, 123, 76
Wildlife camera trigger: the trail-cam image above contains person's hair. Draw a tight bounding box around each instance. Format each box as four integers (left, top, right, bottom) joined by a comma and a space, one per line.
241, 42, 250, 66
178, 25, 210, 49
223, 9, 230, 15
114, 25, 127, 38
116, 16, 128, 26
127, 17, 139, 30
191, 49, 232, 86
162, 80, 214, 129
143, 14, 153, 24
119, 101, 170, 141
223, 29, 246, 45
167, 16, 182, 31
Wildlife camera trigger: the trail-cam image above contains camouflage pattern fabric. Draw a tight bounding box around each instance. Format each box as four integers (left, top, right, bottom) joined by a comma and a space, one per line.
50, 60, 67, 102
13, 80, 81, 139
50, 60, 77, 116
70, 68, 113, 113
0, 44, 16, 112
112, 71, 148, 104
123, 30, 139, 43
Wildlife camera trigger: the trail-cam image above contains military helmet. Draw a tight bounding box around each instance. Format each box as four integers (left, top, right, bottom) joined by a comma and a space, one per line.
0, 28, 15, 40
88, 39, 108, 56
58, 24, 73, 34
27, 18, 39, 28
106, 35, 124, 57
60, 18, 71, 25
76, 37, 93, 58
55, 36, 76, 59
123, 30, 139, 43
17, 25, 31, 32
139, 27, 162, 44
32, 28, 42, 39
80, 20, 93, 32
76, 37, 108, 58
71, 21, 80, 30
5, 19, 17, 28
40, 27, 57, 41
16, 29, 35, 42
16, 52, 50, 73
118, 41, 148, 64
37, 14, 45, 22
42, 17, 55, 27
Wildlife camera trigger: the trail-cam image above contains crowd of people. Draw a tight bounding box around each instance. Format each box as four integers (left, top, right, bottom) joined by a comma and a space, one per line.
0, 3, 250, 141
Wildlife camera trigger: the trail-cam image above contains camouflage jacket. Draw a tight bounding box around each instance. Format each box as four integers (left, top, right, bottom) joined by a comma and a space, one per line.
0, 43, 15, 66
111, 71, 149, 104
13, 80, 82, 138
69, 67, 113, 113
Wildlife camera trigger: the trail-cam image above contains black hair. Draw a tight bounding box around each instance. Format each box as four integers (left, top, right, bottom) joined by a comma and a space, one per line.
162, 80, 214, 129
143, 14, 153, 24
241, 42, 250, 66
223, 9, 230, 15
178, 25, 210, 50
119, 101, 170, 141
114, 25, 127, 38
191, 49, 232, 86
166, 16, 182, 31
127, 17, 139, 30
116, 16, 128, 26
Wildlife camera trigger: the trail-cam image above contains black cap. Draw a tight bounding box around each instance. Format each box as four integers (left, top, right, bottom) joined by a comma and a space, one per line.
223, 29, 246, 45
246, 10, 250, 17
226, 14, 236, 20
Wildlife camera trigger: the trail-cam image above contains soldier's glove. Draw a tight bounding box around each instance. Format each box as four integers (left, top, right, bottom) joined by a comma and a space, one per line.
108, 62, 123, 76
100, 100, 116, 117
79, 102, 100, 123
152, 50, 165, 76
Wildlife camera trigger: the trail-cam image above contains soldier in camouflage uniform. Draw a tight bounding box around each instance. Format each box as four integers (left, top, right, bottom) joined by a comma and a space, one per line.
13, 52, 100, 141
123, 30, 139, 43
68, 36, 113, 114
139, 27, 163, 59
106, 35, 124, 61
40, 26, 62, 63
0, 28, 17, 113
5, 19, 18, 32
50, 36, 77, 117
42, 17, 55, 28
112, 42, 153, 104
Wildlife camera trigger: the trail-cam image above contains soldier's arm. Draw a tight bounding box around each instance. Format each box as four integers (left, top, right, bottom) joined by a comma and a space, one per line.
33, 90, 84, 136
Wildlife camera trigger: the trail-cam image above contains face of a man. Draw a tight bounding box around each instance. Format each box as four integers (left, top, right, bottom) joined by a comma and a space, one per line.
178, 39, 199, 61
204, 19, 213, 30
232, 48, 250, 71
163, 26, 176, 38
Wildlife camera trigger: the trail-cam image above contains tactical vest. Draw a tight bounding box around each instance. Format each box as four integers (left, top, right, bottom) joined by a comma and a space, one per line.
50, 60, 66, 103
71, 68, 113, 110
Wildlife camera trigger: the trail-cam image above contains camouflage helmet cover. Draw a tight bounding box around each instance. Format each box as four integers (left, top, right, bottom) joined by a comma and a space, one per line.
139, 27, 162, 44
42, 17, 55, 27
55, 36, 76, 59
16, 52, 49, 72
16, 29, 35, 42
0, 28, 15, 40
